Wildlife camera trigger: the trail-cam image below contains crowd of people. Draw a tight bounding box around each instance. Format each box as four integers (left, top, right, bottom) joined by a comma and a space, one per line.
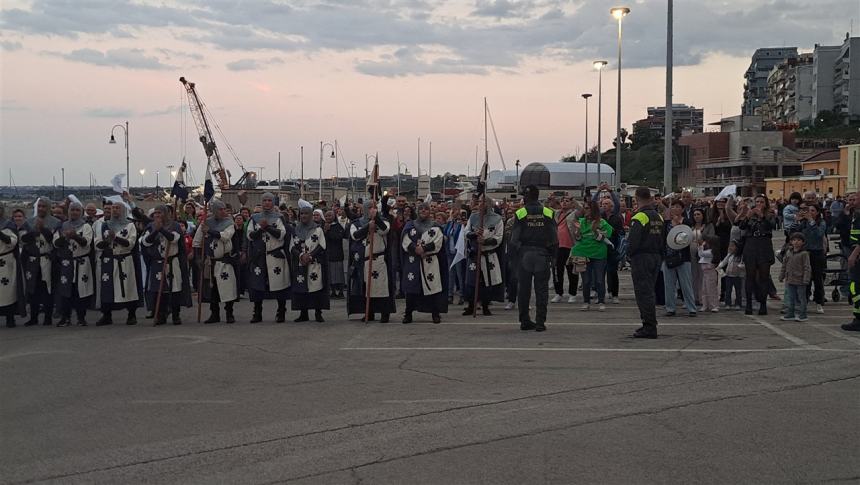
0, 185, 857, 336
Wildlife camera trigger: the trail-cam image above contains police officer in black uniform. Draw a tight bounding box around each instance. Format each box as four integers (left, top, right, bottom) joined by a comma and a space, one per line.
627, 186, 666, 338
837, 191, 860, 332
508, 185, 558, 332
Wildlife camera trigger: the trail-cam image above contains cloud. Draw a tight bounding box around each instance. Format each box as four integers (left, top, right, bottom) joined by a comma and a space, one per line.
1, 99, 28, 111
142, 105, 181, 117
356, 46, 489, 77
82, 107, 134, 118
2, 0, 851, 76
472, 0, 535, 19
225, 57, 285, 71
0, 40, 22, 51
50, 48, 174, 70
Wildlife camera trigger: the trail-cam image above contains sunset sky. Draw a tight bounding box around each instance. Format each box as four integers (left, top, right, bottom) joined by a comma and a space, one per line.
0, 0, 853, 187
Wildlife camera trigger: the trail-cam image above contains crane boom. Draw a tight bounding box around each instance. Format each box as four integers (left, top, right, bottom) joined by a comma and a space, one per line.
180, 76, 230, 189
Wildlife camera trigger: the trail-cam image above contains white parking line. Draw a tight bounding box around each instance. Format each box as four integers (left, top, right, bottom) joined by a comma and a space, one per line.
409, 322, 760, 327
747, 315, 820, 349
341, 346, 859, 353
812, 324, 860, 347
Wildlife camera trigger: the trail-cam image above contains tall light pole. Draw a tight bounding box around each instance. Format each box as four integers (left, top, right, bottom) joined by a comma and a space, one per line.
663, 0, 674, 195
320, 141, 335, 200
166, 164, 175, 186
611, 6, 630, 189
582, 93, 593, 190
593, 60, 608, 186
156, 170, 160, 189
397, 162, 409, 194
109, 121, 129, 191
139, 169, 145, 188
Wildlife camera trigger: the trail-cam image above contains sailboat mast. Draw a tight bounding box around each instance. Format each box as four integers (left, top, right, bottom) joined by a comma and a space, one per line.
484, 98, 489, 166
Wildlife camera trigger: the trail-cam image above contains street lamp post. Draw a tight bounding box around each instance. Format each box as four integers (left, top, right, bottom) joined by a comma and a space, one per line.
156, 170, 160, 189
663, 0, 674, 195
397, 162, 409, 195
593, 60, 608, 186
139, 169, 146, 188
166, 164, 175, 186
319, 141, 335, 201
109, 121, 130, 191
515, 159, 521, 193
610, 6, 630, 189
582, 93, 593, 190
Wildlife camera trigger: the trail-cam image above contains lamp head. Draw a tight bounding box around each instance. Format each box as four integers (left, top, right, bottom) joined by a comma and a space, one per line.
610, 6, 630, 19
109, 134, 117, 144
139, 169, 145, 175
593, 60, 608, 70
582, 93, 593, 99
330, 151, 335, 158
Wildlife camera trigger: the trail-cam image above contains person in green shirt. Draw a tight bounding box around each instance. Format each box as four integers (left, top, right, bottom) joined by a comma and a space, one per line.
570, 201, 613, 311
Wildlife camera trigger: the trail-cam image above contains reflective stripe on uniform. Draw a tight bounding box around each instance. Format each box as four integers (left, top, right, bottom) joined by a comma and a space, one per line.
852, 282, 860, 316
543, 207, 554, 218
515, 207, 527, 220
632, 212, 649, 225
851, 229, 859, 243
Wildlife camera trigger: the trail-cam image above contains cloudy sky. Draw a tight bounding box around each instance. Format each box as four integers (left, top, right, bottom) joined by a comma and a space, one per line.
0, 0, 853, 186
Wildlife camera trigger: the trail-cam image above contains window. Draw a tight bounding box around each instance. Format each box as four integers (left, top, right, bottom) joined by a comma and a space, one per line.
828, 187, 834, 193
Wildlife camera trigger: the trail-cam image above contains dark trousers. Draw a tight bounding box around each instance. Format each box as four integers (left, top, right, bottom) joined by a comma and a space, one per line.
606, 261, 619, 298
553, 247, 577, 296
744, 261, 771, 306
506, 258, 519, 303
28, 281, 53, 323
806, 249, 826, 305
60, 289, 88, 321
517, 249, 551, 325
631, 253, 662, 327
724, 276, 744, 306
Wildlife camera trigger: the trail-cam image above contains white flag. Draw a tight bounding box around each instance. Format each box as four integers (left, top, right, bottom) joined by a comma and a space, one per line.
449, 226, 466, 269
110, 173, 126, 194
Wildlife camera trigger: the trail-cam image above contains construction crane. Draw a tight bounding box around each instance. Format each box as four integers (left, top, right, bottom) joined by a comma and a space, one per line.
179, 76, 251, 189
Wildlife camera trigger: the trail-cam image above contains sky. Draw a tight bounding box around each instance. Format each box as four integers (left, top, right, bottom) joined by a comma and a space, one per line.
0, 0, 854, 187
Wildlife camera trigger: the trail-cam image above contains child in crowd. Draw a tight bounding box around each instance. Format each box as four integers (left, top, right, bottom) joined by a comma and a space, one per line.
779, 232, 812, 322
717, 240, 745, 310
698, 235, 721, 312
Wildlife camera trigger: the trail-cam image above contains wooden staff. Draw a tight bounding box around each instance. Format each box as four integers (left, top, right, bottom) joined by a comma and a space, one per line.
363, 184, 379, 324
471, 196, 486, 318
197, 201, 208, 323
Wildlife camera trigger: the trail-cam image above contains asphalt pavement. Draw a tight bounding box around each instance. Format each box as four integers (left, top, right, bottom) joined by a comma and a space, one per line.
2, 273, 859, 484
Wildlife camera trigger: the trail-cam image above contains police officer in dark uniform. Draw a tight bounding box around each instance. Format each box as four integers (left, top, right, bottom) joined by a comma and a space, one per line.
627, 186, 666, 338
509, 185, 557, 332
838, 191, 860, 332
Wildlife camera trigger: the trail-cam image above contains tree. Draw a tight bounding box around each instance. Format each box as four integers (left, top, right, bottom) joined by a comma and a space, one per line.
815, 110, 842, 127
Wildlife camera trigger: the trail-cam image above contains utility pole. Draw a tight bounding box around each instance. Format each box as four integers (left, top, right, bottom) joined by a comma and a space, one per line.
663, 0, 674, 195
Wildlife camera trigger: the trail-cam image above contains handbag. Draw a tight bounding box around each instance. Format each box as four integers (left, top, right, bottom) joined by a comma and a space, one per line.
664, 251, 684, 269
567, 255, 589, 273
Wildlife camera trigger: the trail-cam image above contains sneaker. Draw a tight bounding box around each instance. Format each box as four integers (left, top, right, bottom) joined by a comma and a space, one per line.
816, 304, 824, 314
598, 304, 606, 312
504, 302, 515, 311
699, 306, 706, 313
780, 315, 795, 321
710, 308, 719, 313
611, 297, 620, 304
551, 294, 563, 303
795, 316, 808, 322
664, 311, 676, 317
580, 304, 590, 311
567, 295, 577, 304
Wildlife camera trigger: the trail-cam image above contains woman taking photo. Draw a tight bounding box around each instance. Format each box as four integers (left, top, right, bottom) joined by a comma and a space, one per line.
570, 201, 613, 312
798, 203, 827, 313
736, 195, 776, 315
689, 207, 714, 306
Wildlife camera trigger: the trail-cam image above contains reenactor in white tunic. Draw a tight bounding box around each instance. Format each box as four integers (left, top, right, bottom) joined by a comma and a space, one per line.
400, 203, 448, 324
141, 205, 192, 325
20, 198, 61, 326
246, 193, 292, 323
290, 206, 330, 322
94, 203, 142, 325
463, 197, 506, 316
348, 201, 395, 322
53, 202, 95, 326
195, 199, 239, 324
0, 203, 25, 327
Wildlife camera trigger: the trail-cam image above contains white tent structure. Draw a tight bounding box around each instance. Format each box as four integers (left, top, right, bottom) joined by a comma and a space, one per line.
518, 162, 615, 190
